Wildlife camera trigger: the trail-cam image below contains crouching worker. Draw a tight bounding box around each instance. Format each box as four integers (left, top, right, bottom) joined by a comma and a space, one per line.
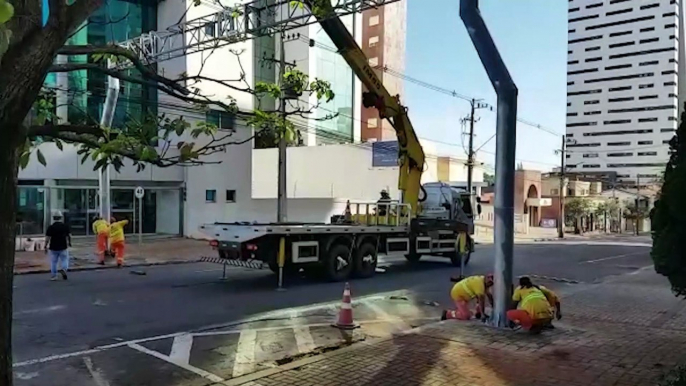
442, 274, 494, 321
507, 276, 559, 333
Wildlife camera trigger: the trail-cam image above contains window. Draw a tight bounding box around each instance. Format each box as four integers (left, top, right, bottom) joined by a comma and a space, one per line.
664, 81, 677, 86
204, 22, 216, 37
586, 56, 602, 62
638, 117, 658, 122
641, 27, 656, 32
569, 68, 599, 75
569, 7, 580, 12
368, 57, 379, 67
605, 64, 632, 70
567, 121, 598, 127
584, 100, 600, 105
369, 15, 379, 26
582, 164, 601, 169
665, 23, 677, 28
661, 128, 676, 132
669, 93, 678, 98
640, 38, 659, 44
603, 119, 632, 125
609, 30, 632, 37
206, 110, 236, 130
368, 36, 379, 47
567, 112, 578, 117
640, 3, 659, 9
609, 47, 676, 59
567, 81, 575, 86
608, 152, 633, 157
226, 190, 236, 202
551, 189, 559, 195
584, 111, 601, 115
638, 140, 653, 145
609, 97, 634, 102
584, 129, 652, 136
569, 29, 577, 33
663, 12, 677, 17
568, 142, 601, 147
638, 152, 658, 156
585, 15, 654, 31
205, 190, 217, 203
663, 70, 677, 75
608, 105, 675, 113
584, 72, 653, 84
607, 163, 666, 168
568, 60, 579, 65
583, 153, 599, 158
587, 2, 602, 8
609, 86, 632, 92
569, 89, 602, 96
663, 139, 672, 144
569, 35, 603, 44
639, 60, 659, 66
609, 41, 635, 49
367, 118, 378, 128
570, 14, 600, 23
639, 83, 654, 89
586, 46, 601, 52
608, 141, 631, 146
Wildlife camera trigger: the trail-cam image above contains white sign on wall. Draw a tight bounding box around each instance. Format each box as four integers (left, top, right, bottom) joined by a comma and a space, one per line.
135, 186, 145, 199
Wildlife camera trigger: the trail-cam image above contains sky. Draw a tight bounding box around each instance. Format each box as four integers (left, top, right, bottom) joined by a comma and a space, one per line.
402, 0, 568, 172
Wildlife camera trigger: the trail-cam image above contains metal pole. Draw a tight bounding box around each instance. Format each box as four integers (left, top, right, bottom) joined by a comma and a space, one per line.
461, 0, 517, 328
558, 135, 566, 239
98, 75, 120, 223
635, 175, 640, 235
138, 197, 142, 247
276, 33, 288, 223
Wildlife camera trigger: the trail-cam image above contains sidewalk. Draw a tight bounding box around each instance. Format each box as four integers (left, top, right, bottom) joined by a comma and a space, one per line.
14, 237, 213, 274
220, 267, 686, 386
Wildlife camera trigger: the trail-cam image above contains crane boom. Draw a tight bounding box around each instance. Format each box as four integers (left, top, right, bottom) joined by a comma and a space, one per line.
302, 1, 425, 216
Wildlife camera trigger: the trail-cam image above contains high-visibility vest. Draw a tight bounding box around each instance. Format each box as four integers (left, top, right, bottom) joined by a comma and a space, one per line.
459, 279, 478, 298
520, 289, 547, 310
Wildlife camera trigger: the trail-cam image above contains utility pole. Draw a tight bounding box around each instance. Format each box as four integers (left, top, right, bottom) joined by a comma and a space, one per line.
98, 74, 120, 223
635, 175, 640, 235
463, 99, 488, 197
558, 135, 566, 239
277, 32, 288, 223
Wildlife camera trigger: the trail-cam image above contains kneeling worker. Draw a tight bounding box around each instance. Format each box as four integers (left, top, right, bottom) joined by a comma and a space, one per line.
508, 276, 559, 332
92, 216, 110, 265
109, 217, 129, 267
442, 274, 494, 321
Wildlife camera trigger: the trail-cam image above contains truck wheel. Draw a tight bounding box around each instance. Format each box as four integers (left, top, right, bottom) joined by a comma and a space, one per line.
354, 242, 377, 278
450, 250, 471, 267
324, 243, 353, 282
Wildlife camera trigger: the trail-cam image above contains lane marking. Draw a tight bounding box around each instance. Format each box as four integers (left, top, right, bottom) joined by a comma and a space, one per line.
15, 305, 65, 315
527, 241, 651, 248
580, 250, 647, 264
232, 329, 257, 378
169, 334, 193, 365
292, 326, 316, 354
83, 357, 111, 386
128, 343, 223, 383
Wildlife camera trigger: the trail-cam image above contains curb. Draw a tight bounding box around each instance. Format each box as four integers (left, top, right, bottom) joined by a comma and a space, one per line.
14, 258, 203, 275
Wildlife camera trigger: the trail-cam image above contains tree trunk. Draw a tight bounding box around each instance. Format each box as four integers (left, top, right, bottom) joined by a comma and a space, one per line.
0, 122, 20, 386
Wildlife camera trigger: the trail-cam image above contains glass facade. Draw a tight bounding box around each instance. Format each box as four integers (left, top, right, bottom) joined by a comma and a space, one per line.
65, 0, 157, 126
313, 14, 355, 144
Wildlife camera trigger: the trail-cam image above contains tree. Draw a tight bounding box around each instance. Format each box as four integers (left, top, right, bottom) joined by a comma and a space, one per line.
565, 197, 593, 234
483, 172, 495, 186
0, 1, 336, 383
652, 103, 686, 297
595, 199, 620, 232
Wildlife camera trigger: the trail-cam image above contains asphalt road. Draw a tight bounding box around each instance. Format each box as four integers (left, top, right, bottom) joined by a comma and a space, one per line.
12, 240, 652, 366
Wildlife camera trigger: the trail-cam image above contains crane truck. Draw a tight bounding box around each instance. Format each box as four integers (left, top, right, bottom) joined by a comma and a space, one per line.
199, 1, 480, 282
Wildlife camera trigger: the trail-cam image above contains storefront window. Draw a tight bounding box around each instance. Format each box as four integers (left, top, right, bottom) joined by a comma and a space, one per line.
16, 188, 45, 236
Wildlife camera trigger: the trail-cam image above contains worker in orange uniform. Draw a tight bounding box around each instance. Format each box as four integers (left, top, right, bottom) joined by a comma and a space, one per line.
441, 274, 494, 321
109, 217, 129, 267
92, 217, 110, 265
507, 276, 560, 333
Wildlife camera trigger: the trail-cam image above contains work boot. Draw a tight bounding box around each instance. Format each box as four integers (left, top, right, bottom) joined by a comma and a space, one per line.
441, 310, 447, 321
59, 269, 68, 281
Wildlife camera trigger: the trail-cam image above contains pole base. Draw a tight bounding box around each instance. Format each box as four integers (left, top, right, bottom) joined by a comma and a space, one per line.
332, 323, 359, 330
276, 287, 287, 292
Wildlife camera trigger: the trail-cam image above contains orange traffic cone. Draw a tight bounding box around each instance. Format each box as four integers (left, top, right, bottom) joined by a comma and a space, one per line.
333, 282, 358, 330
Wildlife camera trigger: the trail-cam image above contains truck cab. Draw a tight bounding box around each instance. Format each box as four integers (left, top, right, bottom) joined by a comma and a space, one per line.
420, 182, 481, 235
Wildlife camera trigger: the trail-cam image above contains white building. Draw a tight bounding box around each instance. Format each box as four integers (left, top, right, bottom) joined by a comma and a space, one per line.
566, 0, 685, 185
19, 0, 484, 240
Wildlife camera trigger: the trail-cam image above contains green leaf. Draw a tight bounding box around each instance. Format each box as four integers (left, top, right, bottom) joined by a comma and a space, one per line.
93, 157, 108, 171
0, 1, 14, 24
19, 152, 30, 170
54, 139, 63, 151
36, 149, 47, 167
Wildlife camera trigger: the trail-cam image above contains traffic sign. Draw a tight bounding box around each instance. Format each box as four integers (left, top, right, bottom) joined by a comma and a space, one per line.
135, 186, 145, 199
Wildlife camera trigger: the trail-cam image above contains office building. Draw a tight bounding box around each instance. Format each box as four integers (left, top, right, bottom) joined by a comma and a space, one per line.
566, 0, 685, 185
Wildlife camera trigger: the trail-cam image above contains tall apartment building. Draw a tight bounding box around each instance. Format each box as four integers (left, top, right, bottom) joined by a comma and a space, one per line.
360, 1, 407, 142
566, 0, 685, 186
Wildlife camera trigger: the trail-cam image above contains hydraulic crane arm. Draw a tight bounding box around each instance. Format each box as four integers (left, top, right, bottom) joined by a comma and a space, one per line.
302, 1, 426, 216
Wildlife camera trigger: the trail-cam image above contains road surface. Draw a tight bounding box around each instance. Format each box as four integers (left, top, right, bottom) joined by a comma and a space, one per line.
12, 240, 652, 385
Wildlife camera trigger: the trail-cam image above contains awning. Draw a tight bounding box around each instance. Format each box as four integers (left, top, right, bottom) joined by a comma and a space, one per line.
526, 198, 552, 207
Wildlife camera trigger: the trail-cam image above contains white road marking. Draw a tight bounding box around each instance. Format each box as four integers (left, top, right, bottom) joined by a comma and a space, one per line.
530, 241, 651, 248
292, 326, 317, 354
83, 357, 110, 386
15, 372, 39, 380
232, 329, 257, 378
14, 305, 65, 315
128, 343, 223, 383
169, 334, 193, 365
581, 250, 646, 264
364, 302, 411, 332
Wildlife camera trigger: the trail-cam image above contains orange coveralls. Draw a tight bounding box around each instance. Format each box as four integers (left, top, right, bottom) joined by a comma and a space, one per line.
109, 220, 129, 265
92, 219, 110, 263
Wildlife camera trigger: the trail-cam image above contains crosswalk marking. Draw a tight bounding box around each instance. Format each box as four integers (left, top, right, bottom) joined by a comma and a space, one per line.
169, 334, 193, 365
292, 326, 317, 354
232, 329, 257, 378
128, 343, 224, 383
364, 301, 411, 332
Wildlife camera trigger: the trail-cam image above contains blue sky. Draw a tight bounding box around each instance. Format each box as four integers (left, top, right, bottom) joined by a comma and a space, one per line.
403, 0, 567, 172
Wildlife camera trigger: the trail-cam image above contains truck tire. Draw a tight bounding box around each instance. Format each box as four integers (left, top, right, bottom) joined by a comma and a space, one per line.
404, 253, 422, 263
324, 243, 353, 282
354, 242, 377, 278
450, 250, 471, 267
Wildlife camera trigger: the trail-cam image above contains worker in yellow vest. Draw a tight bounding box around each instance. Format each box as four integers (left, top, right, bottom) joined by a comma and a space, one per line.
109, 217, 129, 267
92, 217, 110, 265
507, 276, 560, 333
442, 274, 494, 321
